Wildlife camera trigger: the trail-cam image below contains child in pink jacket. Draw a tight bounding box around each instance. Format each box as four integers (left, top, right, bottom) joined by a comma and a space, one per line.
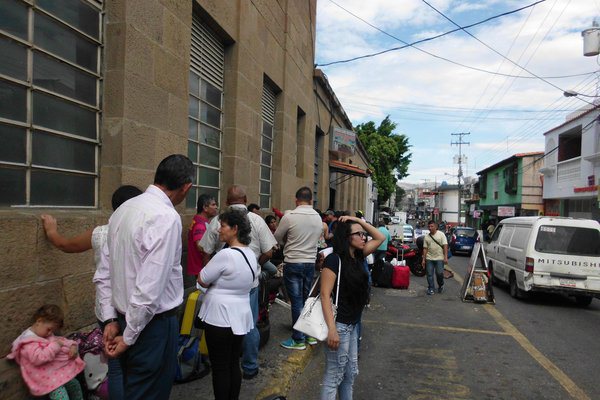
8, 304, 85, 399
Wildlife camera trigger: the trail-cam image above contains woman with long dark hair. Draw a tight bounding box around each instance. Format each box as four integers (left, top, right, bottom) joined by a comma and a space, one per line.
197, 208, 257, 400
320, 216, 384, 400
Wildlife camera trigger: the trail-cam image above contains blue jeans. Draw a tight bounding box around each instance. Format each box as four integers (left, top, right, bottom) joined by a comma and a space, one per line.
321, 322, 359, 400
117, 314, 178, 400
242, 286, 259, 374
426, 259, 445, 291
283, 262, 315, 342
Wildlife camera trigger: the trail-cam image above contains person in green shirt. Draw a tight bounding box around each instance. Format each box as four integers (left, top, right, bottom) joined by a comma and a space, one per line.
374, 222, 392, 263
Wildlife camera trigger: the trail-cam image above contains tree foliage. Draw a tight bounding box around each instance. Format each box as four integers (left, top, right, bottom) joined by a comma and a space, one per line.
355, 116, 411, 204
395, 186, 406, 208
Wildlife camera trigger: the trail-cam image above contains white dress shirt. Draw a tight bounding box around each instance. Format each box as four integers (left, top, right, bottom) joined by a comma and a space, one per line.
91, 225, 116, 322
198, 247, 257, 334
107, 185, 184, 346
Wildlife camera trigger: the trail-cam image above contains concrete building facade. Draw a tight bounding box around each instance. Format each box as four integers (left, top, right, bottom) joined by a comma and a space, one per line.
477, 152, 545, 223
0, 1, 372, 397
541, 106, 600, 220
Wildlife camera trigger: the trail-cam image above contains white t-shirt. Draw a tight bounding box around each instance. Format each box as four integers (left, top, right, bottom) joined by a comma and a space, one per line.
198, 247, 257, 335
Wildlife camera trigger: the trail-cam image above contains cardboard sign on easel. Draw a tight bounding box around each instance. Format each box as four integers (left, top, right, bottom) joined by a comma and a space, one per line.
460, 242, 495, 303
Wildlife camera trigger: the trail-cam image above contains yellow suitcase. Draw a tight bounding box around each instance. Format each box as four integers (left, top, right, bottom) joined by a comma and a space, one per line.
180, 290, 208, 355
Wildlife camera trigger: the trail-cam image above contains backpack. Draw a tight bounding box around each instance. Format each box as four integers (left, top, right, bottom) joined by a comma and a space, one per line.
67, 328, 108, 392
174, 335, 210, 384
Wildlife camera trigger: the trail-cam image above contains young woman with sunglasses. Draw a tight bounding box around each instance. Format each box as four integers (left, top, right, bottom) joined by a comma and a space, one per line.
320, 215, 384, 400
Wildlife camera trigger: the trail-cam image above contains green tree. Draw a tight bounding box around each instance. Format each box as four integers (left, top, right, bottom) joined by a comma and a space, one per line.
355, 116, 412, 203
395, 186, 406, 208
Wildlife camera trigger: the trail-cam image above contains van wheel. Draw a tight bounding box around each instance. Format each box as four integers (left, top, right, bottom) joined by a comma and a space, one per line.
574, 295, 593, 307
509, 274, 524, 299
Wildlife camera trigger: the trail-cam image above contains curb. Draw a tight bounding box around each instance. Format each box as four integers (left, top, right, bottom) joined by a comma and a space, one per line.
256, 342, 318, 400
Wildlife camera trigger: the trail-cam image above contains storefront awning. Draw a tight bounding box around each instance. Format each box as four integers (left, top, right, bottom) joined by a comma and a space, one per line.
329, 160, 370, 177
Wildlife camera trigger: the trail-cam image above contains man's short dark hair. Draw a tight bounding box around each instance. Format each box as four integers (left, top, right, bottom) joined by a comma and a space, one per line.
153, 154, 194, 191
428, 220, 436, 226
247, 203, 260, 212
265, 215, 277, 224
197, 193, 215, 213
111, 185, 143, 211
295, 186, 312, 202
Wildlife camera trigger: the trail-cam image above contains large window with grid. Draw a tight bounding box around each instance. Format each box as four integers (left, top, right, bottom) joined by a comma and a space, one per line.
0, 0, 102, 207
187, 16, 224, 208
259, 83, 276, 209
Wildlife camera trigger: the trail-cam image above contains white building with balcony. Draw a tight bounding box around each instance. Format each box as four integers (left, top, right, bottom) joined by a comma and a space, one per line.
541, 105, 600, 219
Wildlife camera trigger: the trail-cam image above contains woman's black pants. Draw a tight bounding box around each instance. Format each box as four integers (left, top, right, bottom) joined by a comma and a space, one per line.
204, 323, 245, 400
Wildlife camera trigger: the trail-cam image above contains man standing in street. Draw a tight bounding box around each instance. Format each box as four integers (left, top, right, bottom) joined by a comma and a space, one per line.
103, 154, 194, 400
374, 221, 392, 263
275, 187, 323, 350
324, 209, 338, 247
199, 185, 277, 380
187, 193, 218, 277
421, 220, 448, 295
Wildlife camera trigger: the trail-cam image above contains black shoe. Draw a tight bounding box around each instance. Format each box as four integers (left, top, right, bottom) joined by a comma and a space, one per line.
243, 369, 259, 380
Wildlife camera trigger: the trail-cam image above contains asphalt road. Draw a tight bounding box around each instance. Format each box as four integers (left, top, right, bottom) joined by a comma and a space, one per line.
288, 254, 600, 400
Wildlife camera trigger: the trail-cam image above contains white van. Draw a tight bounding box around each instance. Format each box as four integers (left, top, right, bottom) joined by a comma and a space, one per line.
485, 216, 600, 306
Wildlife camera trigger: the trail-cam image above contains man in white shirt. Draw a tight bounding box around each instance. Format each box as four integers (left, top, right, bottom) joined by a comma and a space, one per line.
421, 220, 448, 295
199, 185, 277, 380
103, 154, 194, 400
275, 187, 323, 350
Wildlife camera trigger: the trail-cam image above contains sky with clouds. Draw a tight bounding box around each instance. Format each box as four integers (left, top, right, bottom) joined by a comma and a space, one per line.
315, 0, 600, 185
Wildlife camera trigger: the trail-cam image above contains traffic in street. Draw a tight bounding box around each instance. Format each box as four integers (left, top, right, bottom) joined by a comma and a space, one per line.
289, 251, 600, 400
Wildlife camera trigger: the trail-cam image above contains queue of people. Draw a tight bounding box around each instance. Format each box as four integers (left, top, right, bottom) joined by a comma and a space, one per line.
10, 153, 384, 400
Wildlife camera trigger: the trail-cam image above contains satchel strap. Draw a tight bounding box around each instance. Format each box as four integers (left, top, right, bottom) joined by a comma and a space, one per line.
309, 254, 342, 306
428, 233, 445, 250
230, 247, 256, 282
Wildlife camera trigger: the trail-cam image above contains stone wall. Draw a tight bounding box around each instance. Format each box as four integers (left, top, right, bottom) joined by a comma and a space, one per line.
0, 1, 370, 397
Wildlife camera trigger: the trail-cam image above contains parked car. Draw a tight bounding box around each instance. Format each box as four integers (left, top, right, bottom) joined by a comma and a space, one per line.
484, 217, 600, 306
402, 224, 415, 244
415, 228, 429, 237
449, 227, 478, 255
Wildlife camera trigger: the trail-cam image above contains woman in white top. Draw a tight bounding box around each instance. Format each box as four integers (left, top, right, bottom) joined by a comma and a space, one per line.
197, 208, 258, 400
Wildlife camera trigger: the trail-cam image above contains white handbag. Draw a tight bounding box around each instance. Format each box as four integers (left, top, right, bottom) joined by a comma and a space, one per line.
293, 257, 341, 342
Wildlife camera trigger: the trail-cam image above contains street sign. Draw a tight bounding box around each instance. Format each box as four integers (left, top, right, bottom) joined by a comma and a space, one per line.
460, 242, 495, 304
498, 206, 515, 217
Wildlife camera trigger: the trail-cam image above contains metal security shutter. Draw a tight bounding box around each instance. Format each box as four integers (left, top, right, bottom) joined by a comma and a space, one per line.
191, 17, 224, 90
262, 84, 276, 125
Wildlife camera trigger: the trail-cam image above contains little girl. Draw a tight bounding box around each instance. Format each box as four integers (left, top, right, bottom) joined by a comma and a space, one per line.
8, 304, 85, 399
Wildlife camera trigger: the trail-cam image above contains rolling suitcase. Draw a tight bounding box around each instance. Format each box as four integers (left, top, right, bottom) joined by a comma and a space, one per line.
392, 265, 410, 289
374, 259, 394, 288
180, 290, 208, 355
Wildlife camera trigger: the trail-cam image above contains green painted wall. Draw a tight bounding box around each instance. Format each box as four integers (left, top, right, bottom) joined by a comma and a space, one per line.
479, 159, 523, 206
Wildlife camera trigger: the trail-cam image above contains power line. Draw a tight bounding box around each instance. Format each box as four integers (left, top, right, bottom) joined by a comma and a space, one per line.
336, 95, 577, 113
318, 0, 545, 67
323, 0, 593, 80
456, 0, 567, 135
450, 0, 540, 135
420, 0, 594, 106
471, 75, 598, 163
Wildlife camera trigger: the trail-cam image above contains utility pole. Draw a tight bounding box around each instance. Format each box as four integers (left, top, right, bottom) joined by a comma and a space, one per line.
451, 132, 470, 226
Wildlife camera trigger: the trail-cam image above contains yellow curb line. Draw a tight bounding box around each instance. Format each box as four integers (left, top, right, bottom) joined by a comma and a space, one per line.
361, 319, 511, 336
256, 344, 316, 400
446, 265, 591, 400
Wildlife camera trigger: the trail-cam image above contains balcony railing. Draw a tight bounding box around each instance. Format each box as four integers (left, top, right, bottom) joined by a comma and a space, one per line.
556, 157, 581, 183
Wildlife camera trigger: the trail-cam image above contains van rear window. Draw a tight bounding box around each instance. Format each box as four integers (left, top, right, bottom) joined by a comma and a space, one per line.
534, 226, 600, 256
